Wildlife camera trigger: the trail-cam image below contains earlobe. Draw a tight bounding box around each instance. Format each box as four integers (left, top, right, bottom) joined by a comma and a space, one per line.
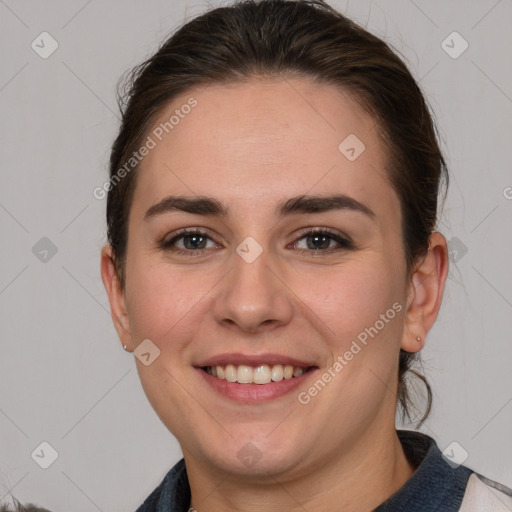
402, 232, 449, 353
100, 245, 133, 351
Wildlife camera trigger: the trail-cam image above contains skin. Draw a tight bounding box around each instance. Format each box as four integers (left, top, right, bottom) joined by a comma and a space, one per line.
101, 76, 448, 511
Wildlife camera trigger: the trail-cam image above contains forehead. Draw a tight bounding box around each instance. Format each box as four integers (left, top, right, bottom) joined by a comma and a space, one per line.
132, 76, 399, 222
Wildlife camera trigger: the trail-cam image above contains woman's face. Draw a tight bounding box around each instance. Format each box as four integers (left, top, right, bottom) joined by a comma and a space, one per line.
106, 77, 427, 478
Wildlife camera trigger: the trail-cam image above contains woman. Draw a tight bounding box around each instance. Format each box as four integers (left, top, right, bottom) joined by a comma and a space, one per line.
100, 0, 512, 510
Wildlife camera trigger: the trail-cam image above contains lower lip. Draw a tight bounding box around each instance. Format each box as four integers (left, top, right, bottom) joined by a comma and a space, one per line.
197, 368, 316, 402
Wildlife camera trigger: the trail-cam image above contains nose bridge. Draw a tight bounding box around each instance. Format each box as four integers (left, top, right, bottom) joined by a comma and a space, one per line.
233, 242, 274, 296
213, 238, 294, 332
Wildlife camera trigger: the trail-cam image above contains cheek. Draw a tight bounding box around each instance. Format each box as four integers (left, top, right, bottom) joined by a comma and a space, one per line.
289, 260, 406, 433
295, 261, 405, 412
124, 253, 219, 350
293, 259, 404, 350
124, 257, 217, 435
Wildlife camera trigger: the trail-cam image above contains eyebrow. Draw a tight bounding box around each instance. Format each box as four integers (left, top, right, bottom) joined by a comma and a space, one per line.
144, 194, 375, 221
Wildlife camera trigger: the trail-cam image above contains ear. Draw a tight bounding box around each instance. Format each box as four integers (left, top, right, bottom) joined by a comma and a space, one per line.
100, 245, 133, 351
402, 232, 449, 353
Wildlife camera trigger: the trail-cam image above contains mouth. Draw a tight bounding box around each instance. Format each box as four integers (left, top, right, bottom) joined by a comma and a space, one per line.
202, 364, 314, 384
195, 354, 318, 402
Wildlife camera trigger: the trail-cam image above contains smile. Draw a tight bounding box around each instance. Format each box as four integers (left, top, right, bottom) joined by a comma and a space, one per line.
204, 364, 309, 384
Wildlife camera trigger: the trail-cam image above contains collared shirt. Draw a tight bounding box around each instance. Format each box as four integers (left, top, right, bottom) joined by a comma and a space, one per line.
136, 430, 512, 511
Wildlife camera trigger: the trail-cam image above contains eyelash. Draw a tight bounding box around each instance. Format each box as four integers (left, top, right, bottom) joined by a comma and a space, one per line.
160, 227, 354, 256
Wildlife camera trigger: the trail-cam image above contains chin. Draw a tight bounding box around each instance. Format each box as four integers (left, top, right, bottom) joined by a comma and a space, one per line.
191, 427, 312, 479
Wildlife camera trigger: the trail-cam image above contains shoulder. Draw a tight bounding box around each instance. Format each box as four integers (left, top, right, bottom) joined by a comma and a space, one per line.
392, 430, 511, 512
459, 472, 512, 511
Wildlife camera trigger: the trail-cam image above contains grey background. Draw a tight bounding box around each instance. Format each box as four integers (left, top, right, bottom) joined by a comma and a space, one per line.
1, 0, 511, 510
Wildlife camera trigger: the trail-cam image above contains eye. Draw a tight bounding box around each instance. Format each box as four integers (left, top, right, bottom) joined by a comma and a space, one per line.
291, 228, 354, 254
160, 228, 220, 255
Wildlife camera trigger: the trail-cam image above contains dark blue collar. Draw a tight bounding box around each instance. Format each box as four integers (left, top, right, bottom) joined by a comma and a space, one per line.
136, 430, 473, 512
374, 430, 472, 511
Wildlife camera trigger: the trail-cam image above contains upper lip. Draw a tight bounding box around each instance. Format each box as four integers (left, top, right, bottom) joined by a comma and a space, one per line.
196, 352, 317, 368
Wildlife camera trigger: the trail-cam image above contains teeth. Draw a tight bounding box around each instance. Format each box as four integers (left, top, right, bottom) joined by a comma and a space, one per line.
225, 364, 237, 382
253, 364, 271, 384
205, 364, 308, 384
271, 364, 283, 382
237, 365, 253, 384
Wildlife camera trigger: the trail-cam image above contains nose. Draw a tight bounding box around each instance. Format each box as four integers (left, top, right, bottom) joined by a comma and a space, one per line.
213, 246, 294, 334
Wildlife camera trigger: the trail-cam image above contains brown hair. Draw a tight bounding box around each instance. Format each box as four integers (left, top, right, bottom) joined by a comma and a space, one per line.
106, 0, 448, 425
0, 500, 51, 512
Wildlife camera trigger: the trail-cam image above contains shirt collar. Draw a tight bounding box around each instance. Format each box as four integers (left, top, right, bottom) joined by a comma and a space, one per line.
374, 430, 472, 511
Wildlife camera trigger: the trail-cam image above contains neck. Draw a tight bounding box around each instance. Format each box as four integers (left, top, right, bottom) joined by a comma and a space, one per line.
185, 427, 415, 512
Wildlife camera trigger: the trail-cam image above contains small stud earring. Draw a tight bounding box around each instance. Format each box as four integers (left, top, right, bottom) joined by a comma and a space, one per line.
123, 345, 128, 351
417, 337, 422, 342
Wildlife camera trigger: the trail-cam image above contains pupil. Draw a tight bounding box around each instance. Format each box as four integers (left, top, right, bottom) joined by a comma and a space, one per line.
308, 235, 329, 250
185, 235, 206, 250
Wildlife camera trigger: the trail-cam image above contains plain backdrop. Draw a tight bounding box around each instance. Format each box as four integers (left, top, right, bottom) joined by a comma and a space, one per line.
0, 0, 511, 510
